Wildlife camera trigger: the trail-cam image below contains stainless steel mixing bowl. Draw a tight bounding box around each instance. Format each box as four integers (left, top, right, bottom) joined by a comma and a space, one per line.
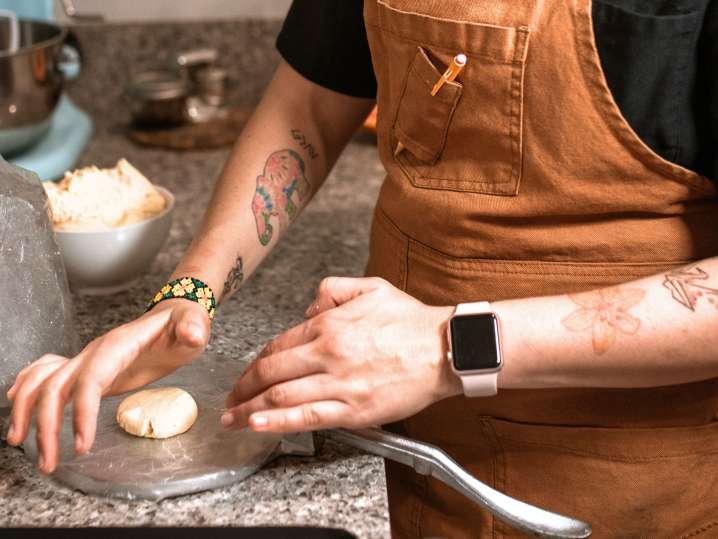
0, 19, 79, 156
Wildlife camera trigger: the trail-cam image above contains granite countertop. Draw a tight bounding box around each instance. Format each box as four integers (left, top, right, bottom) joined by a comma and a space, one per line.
0, 19, 389, 538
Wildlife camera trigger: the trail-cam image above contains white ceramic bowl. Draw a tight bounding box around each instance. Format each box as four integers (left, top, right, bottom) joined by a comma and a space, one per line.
54, 186, 174, 295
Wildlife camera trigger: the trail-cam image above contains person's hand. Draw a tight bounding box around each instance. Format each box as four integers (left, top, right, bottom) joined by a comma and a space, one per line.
222, 277, 461, 432
5, 298, 210, 474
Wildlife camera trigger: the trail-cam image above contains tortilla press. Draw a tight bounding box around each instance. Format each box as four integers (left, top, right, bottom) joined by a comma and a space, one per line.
12, 351, 590, 538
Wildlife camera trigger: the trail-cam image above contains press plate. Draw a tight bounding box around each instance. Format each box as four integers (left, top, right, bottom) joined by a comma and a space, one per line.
23, 352, 314, 500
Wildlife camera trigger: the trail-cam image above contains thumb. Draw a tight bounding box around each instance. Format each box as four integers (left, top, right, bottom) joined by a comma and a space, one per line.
172, 302, 211, 348
305, 276, 386, 318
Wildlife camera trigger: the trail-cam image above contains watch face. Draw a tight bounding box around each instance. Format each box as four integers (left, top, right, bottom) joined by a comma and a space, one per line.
450, 313, 501, 372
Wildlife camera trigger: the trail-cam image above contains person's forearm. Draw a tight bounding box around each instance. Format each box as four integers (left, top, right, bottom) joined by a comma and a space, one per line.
494, 256, 718, 389
170, 61, 374, 301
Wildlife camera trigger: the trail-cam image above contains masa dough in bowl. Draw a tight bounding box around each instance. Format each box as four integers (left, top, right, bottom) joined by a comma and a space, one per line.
43, 159, 166, 231
116, 387, 198, 439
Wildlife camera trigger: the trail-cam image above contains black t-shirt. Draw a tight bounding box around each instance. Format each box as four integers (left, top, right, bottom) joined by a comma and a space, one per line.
277, 0, 718, 182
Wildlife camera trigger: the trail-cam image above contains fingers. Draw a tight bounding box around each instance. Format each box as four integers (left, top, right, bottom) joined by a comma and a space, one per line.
305, 276, 387, 318
247, 401, 351, 433
35, 389, 66, 474
6, 355, 66, 402
34, 360, 83, 474
226, 343, 323, 408
257, 320, 319, 359
72, 376, 103, 455
221, 374, 336, 429
6, 359, 67, 446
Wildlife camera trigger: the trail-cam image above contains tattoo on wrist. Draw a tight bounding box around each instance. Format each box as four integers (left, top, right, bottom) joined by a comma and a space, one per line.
251, 149, 311, 246
222, 256, 244, 299
561, 287, 645, 355
291, 129, 319, 160
662, 264, 718, 311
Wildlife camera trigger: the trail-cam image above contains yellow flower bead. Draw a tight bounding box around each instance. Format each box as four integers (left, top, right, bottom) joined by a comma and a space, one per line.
161, 284, 171, 294
172, 284, 186, 297
172, 278, 195, 294
153, 292, 163, 302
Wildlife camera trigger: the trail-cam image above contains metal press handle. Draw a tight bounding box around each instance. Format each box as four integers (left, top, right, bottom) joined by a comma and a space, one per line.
324, 428, 592, 539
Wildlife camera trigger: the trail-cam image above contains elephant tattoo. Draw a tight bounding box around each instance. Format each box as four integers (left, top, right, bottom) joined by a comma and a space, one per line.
252, 149, 310, 246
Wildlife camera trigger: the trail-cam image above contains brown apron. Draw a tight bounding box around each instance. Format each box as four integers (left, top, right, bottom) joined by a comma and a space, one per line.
362, 1, 718, 537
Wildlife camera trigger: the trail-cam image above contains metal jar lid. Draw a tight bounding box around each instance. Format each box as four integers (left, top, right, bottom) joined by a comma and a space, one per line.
126, 70, 191, 101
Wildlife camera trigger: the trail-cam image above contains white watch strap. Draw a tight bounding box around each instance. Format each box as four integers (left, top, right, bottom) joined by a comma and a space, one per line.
454, 301, 491, 315
461, 370, 498, 397
451, 301, 499, 398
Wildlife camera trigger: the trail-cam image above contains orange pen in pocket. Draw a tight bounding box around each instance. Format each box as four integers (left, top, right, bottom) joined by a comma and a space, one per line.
395, 53, 468, 157
431, 53, 467, 96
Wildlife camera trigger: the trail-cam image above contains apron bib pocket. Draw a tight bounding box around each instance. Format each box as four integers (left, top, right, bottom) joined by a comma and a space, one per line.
375, 0, 531, 195
393, 46, 462, 164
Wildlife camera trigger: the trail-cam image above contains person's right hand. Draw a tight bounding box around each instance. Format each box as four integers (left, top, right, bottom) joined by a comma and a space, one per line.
5, 298, 210, 474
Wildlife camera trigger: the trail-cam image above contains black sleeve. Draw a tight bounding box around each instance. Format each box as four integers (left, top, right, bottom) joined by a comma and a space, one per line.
592, 0, 713, 179
276, 0, 377, 99
696, 1, 718, 182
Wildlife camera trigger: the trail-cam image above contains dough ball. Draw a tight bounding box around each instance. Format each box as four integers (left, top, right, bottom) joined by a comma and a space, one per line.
116, 387, 198, 439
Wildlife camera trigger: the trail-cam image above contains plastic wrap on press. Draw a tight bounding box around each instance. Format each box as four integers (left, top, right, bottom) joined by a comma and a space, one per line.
23, 352, 315, 501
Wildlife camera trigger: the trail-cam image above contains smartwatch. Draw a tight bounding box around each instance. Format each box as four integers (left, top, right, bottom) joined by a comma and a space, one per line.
447, 302, 503, 397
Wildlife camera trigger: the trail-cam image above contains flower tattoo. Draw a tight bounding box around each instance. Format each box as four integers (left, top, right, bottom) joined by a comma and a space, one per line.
252, 149, 310, 246
562, 287, 645, 355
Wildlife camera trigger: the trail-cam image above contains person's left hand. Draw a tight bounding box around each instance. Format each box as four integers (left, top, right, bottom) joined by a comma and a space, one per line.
221, 277, 461, 432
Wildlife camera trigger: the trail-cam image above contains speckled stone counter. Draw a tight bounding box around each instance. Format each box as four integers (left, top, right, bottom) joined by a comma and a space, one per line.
0, 19, 389, 538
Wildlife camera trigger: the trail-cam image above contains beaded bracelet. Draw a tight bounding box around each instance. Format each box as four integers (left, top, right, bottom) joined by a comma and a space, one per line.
146, 277, 216, 320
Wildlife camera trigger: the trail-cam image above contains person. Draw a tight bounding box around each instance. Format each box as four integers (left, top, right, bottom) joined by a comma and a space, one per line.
7, 1, 718, 537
